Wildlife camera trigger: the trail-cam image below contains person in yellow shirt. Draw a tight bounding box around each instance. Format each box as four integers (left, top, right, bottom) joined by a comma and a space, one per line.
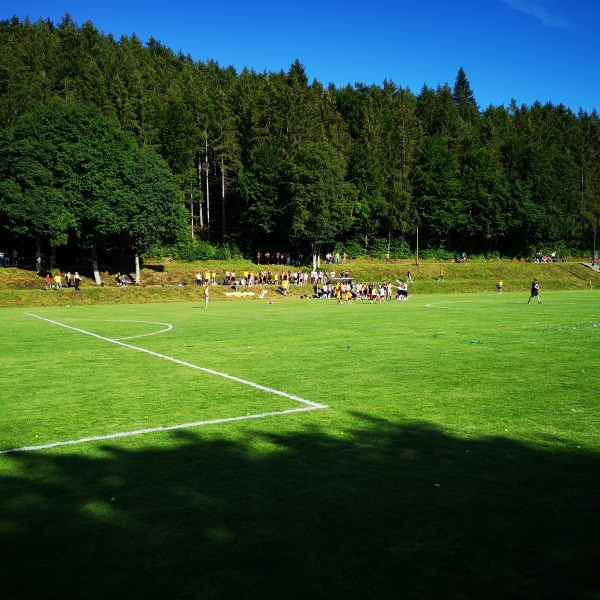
54, 273, 62, 289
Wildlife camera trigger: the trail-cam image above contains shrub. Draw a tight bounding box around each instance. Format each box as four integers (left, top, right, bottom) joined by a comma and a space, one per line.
338, 241, 368, 260
418, 248, 455, 261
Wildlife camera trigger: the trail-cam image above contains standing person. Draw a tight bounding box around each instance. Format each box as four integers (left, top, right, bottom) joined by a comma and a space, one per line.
66, 271, 73, 287
12, 249, 17, 267
407, 269, 413, 283
54, 272, 62, 289
45, 273, 52, 290
528, 278, 541, 304
386, 281, 393, 301
438, 268, 444, 282
497, 280, 503, 294
74, 271, 82, 291
204, 284, 209, 308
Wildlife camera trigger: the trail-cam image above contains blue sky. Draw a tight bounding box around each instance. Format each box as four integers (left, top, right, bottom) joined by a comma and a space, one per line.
3, 0, 599, 113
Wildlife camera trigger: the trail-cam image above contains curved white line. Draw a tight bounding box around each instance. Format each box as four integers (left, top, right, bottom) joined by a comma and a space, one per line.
54, 318, 173, 340
109, 320, 173, 340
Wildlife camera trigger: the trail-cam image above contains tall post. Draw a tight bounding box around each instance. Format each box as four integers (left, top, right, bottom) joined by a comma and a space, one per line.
416, 226, 419, 266
221, 156, 226, 243
190, 181, 194, 239
204, 138, 211, 238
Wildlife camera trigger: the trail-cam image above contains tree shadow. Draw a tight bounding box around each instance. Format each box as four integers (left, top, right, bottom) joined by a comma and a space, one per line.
1, 417, 598, 599
141, 264, 165, 273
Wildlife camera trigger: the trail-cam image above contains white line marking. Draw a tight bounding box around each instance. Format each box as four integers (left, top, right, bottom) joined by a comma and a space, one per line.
53, 318, 173, 340
24, 313, 325, 408
3, 313, 328, 454
109, 320, 173, 340
0, 407, 320, 455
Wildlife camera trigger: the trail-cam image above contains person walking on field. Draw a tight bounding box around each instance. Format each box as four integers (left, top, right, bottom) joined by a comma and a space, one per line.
528, 278, 541, 304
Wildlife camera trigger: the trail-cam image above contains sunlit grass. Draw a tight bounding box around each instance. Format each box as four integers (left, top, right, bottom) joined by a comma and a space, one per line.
1, 290, 599, 598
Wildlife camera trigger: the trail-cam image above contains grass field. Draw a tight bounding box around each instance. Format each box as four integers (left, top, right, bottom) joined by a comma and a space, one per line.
1, 291, 599, 599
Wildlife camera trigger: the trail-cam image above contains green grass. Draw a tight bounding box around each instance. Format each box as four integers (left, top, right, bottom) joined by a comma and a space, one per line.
1, 291, 599, 599
1, 258, 599, 306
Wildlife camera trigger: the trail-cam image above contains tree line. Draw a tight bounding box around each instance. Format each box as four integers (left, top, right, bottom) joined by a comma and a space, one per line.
1, 14, 599, 271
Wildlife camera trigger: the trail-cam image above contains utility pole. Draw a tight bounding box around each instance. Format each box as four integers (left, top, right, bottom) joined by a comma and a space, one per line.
416, 226, 419, 266
205, 137, 210, 238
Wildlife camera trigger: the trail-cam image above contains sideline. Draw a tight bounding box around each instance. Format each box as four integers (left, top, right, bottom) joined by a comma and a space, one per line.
2, 313, 328, 454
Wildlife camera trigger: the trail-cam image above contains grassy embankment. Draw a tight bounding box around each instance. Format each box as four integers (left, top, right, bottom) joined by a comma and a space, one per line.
0, 258, 598, 308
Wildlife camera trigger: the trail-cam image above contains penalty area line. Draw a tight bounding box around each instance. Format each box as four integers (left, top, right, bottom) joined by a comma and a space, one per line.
24, 313, 327, 409
0, 406, 321, 455
4, 313, 329, 455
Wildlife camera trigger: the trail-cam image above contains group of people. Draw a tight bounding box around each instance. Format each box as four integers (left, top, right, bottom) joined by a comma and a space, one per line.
534, 250, 557, 263
0, 250, 17, 267
314, 280, 409, 302
114, 273, 132, 286
255, 252, 303, 266
324, 251, 347, 264
44, 271, 82, 290
255, 250, 354, 266
197, 269, 312, 288
191, 268, 418, 300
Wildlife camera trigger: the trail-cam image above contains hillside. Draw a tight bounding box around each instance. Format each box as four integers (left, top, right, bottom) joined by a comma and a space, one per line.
0, 259, 598, 308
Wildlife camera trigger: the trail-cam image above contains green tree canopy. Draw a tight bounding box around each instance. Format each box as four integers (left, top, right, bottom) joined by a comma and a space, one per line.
0, 99, 186, 271
290, 141, 357, 252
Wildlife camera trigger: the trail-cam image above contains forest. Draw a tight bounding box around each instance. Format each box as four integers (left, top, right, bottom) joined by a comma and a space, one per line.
1, 14, 599, 269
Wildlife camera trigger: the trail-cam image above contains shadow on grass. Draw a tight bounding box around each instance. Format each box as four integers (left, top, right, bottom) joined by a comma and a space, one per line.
1, 417, 598, 600
141, 264, 165, 273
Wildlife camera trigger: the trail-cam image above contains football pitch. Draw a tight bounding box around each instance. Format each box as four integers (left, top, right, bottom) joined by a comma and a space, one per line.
1, 291, 599, 599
